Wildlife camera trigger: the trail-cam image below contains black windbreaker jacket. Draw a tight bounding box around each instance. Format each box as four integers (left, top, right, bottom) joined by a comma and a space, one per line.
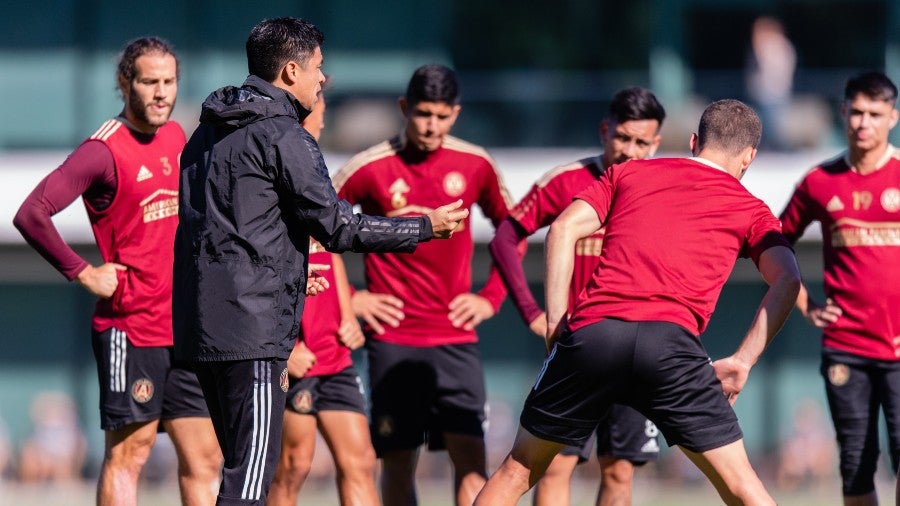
173, 76, 431, 362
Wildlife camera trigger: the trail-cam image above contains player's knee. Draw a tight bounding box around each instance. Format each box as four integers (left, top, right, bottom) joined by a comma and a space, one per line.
178, 448, 223, 480
338, 446, 377, 480
105, 432, 155, 470
600, 459, 635, 488
281, 450, 314, 483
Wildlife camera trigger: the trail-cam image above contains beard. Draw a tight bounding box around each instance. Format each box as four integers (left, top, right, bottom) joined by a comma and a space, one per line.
128, 89, 174, 128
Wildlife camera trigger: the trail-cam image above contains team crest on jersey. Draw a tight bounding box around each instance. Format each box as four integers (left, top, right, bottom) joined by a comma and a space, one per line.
826, 195, 845, 213
443, 171, 466, 197
881, 188, 900, 212
389, 178, 410, 209
377, 416, 394, 437
828, 364, 850, 386
280, 368, 290, 392
131, 378, 154, 403
292, 389, 313, 413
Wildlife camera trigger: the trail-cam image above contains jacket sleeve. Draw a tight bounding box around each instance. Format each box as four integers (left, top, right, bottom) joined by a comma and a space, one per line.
275, 128, 432, 253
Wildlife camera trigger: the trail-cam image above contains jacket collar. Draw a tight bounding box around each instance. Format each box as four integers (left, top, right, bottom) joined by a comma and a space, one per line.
241, 75, 312, 122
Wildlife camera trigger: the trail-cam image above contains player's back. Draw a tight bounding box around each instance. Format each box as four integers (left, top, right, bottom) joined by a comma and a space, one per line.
570, 157, 783, 336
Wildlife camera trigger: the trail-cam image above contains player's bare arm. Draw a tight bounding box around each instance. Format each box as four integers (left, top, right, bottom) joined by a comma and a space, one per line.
714, 245, 801, 405
75, 262, 127, 299
351, 290, 405, 335
544, 200, 603, 350
448, 293, 495, 331
427, 198, 469, 238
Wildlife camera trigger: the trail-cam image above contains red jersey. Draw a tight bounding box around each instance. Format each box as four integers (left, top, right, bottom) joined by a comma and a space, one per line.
511, 156, 606, 313
334, 134, 513, 346
87, 119, 184, 347
298, 245, 352, 376
568, 157, 789, 336
780, 149, 900, 360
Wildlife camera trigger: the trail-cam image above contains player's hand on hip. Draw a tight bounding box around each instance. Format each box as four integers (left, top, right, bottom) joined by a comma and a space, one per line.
337, 318, 365, 350
427, 199, 469, 239
76, 262, 126, 299
712, 356, 751, 406
306, 263, 331, 296
448, 293, 495, 331
805, 298, 842, 328
528, 312, 548, 338
545, 317, 567, 354
352, 290, 404, 335
288, 341, 317, 378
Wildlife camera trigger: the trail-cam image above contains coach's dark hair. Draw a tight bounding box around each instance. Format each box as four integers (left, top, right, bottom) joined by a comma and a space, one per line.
405, 64, 459, 106
608, 87, 666, 126
844, 71, 898, 105
116, 36, 179, 88
696, 99, 762, 155
246, 17, 324, 82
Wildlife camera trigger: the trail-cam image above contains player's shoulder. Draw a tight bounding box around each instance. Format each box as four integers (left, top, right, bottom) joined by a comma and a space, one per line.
442, 135, 496, 164
333, 137, 401, 186
802, 152, 849, 181
534, 156, 601, 189
88, 118, 126, 142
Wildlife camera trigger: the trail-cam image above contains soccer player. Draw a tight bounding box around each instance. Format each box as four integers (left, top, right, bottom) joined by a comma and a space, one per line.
488, 87, 665, 506
13, 37, 222, 506
333, 64, 514, 506
475, 99, 802, 506
173, 19, 467, 506
267, 90, 380, 506
778, 71, 900, 506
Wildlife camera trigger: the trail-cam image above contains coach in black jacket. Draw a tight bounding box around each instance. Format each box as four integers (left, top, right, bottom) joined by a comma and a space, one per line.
173, 18, 467, 506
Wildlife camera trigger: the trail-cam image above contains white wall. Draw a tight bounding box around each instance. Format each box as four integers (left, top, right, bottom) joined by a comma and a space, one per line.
1, 147, 833, 244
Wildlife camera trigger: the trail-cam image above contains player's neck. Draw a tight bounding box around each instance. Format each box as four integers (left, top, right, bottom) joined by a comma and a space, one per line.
848, 143, 892, 175
120, 110, 161, 136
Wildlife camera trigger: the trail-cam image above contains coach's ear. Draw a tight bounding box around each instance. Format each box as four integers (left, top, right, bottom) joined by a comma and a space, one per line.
398, 97, 408, 117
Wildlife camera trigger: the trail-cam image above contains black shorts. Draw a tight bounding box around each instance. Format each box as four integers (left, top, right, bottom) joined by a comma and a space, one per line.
560, 404, 660, 464
286, 366, 367, 416
194, 359, 288, 506
366, 339, 486, 456
91, 327, 208, 431
521, 318, 741, 454
821, 347, 900, 495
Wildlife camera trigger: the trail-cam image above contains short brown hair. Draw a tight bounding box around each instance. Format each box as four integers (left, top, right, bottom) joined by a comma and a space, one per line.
696, 99, 762, 155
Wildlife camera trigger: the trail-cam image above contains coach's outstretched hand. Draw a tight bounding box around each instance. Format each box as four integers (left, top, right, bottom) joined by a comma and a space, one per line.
427, 199, 469, 239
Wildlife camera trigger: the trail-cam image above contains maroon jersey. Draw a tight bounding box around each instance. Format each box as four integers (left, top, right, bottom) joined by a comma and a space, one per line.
568, 157, 789, 336
511, 156, 606, 315
87, 119, 184, 347
780, 149, 900, 360
334, 135, 513, 346
298, 246, 352, 376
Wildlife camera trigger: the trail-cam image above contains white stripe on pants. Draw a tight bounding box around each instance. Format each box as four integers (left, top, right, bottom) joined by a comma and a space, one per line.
241, 360, 272, 501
